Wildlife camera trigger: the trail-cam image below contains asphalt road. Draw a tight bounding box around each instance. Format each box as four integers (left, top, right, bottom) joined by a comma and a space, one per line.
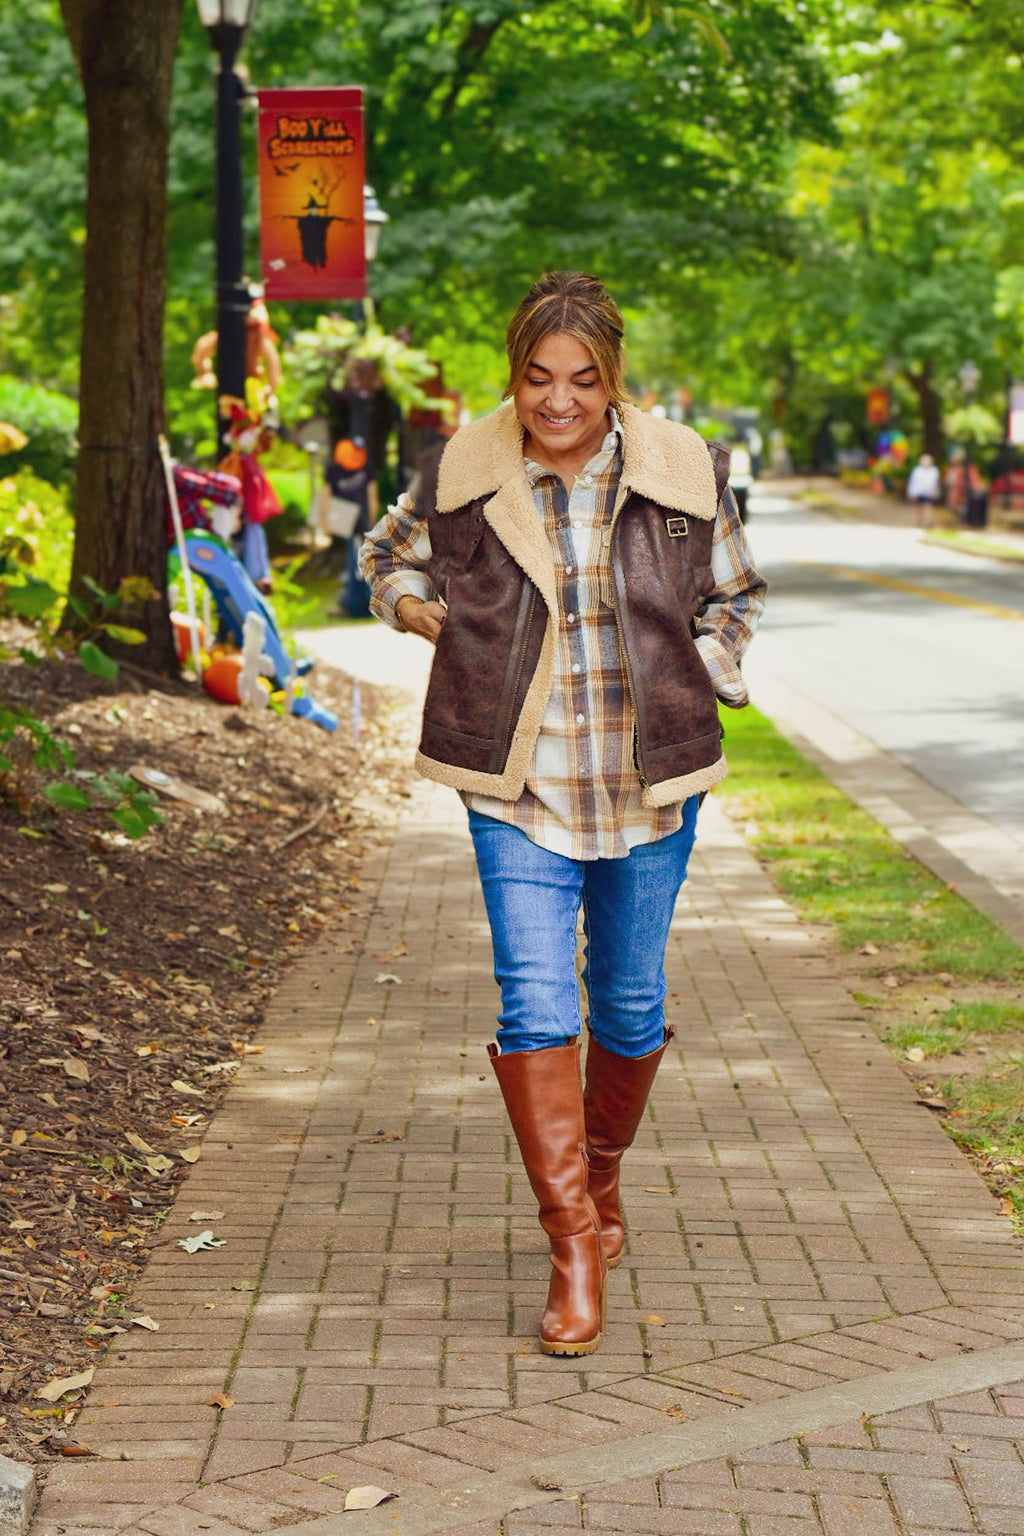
741, 491, 1024, 852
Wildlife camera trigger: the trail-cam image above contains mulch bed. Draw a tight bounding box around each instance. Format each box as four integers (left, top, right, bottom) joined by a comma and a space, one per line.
0, 629, 416, 1471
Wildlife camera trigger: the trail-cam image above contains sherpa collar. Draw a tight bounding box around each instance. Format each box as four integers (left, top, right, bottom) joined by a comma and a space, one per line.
435, 399, 719, 521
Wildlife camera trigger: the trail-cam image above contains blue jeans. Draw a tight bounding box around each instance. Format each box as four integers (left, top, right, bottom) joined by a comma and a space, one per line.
467, 801, 699, 1059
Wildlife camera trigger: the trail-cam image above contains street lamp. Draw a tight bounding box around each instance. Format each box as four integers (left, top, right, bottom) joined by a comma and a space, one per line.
351, 186, 388, 328
362, 185, 389, 265
958, 359, 981, 400
196, 0, 259, 456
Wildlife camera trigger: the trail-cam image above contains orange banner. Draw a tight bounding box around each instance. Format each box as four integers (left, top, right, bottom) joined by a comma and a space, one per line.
257, 88, 365, 301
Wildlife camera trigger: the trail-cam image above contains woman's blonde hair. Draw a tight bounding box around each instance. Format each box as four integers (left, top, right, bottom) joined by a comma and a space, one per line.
504, 271, 630, 406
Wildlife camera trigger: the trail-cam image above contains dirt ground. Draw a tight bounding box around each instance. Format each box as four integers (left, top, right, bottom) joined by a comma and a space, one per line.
0, 631, 417, 1470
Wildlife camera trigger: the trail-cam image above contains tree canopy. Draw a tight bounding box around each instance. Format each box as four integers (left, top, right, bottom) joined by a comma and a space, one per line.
0, 0, 1021, 462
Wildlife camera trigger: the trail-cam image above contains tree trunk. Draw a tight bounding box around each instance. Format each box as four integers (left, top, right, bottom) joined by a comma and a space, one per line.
903, 362, 945, 463
60, 0, 184, 672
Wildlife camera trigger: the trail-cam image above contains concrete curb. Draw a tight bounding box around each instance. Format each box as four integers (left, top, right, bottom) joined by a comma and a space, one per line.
0, 1457, 35, 1536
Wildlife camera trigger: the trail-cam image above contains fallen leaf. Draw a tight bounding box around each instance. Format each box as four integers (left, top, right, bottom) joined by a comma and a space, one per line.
10, 1219, 35, 1231
644, 1313, 667, 1327
205, 1393, 234, 1410
644, 1185, 672, 1194
171, 1080, 204, 1097
856, 941, 880, 956
230, 1041, 264, 1056
905, 1047, 926, 1063
61, 1443, 97, 1457
10, 1130, 27, 1147
134, 1044, 158, 1058
43, 883, 68, 894
63, 1057, 90, 1083
36, 1368, 95, 1404
144, 1155, 175, 1175
179, 1146, 202, 1163
130, 1316, 160, 1332
177, 1229, 226, 1254
281, 1066, 310, 1074
188, 1210, 225, 1222
231, 1279, 257, 1291
374, 973, 401, 985
881, 974, 901, 989
531, 1475, 562, 1491
125, 1133, 157, 1156
344, 1486, 395, 1511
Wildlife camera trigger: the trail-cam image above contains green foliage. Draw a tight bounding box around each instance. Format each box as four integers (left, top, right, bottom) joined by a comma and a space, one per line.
0, 471, 74, 588
0, 376, 78, 485
282, 310, 442, 419
0, 703, 163, 838
2, 0, 841, 430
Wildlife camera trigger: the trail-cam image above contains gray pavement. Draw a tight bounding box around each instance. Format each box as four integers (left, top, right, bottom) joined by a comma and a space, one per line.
30, 608, 1024, 1536
742, 488, 1024, 945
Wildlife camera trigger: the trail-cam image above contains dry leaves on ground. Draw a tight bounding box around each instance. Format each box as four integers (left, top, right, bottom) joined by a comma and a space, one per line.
0, 632, 418, 1472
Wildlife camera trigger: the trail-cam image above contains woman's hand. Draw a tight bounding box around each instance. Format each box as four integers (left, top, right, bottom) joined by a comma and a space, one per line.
396, 596, 447, 644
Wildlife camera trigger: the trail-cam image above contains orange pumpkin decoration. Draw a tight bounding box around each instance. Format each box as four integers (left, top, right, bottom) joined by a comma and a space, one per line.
202, 651, 244, 704
333, 437, 367, 472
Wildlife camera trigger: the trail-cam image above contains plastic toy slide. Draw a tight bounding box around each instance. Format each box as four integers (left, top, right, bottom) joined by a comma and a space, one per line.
168, 531, 337, 733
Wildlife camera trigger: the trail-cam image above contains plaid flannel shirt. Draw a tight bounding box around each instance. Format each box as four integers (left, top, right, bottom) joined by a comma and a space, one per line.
361, 413, 764, 859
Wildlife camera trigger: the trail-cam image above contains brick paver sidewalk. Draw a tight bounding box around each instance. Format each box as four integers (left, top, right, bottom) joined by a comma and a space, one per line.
32, 783, 1024, 1536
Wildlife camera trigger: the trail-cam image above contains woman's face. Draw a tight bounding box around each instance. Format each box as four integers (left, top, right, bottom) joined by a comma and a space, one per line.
513, 332, 612, 463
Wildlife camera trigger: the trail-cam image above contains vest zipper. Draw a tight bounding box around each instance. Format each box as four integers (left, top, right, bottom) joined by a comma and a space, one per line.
607, 505, 650, 792
493, 584, 539, 772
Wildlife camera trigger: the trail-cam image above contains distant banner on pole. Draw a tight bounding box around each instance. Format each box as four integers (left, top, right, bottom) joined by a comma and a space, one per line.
1009, 382, 1024, 447
866, 386, 890, 426
257, 88, 365, 301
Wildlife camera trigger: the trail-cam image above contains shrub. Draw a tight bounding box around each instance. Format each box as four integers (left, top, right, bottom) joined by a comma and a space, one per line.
0, 376, 78, 486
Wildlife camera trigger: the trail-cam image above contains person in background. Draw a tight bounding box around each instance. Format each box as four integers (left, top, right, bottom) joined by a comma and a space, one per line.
728, 439, 754, 524
360, 270, 766, 1359
320, 435, 377, 618
905, 453, 941, 529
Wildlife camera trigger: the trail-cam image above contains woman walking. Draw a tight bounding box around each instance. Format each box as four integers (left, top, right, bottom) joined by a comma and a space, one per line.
361, 271, 766, 1357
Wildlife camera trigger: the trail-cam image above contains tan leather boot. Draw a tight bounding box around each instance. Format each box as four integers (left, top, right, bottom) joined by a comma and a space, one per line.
488, 1039, 606, 1356
583, 1027, 675, 1267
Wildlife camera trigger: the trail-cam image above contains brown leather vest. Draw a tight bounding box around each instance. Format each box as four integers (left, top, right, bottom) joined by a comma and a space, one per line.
415, 443, 730, 795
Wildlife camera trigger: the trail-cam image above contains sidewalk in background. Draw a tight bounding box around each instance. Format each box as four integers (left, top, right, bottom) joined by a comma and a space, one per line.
768, 474, 1024, 556
31, 772, 1024, 1536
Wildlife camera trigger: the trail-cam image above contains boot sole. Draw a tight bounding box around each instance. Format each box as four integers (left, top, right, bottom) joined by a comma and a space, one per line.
539, 1332, 602, 1356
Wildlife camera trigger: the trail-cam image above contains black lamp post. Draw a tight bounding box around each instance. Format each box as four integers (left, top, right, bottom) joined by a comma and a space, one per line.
196, 0, 258, 456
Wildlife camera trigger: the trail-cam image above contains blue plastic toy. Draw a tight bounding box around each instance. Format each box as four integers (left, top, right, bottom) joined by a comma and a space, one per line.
168, 530, 337, 734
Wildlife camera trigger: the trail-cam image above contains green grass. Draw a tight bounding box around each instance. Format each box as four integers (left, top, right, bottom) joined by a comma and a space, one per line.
718, 703, 1024, 1232
923, 528, 1024, 565
717, 703, 1024, 982
887, 1002, 1024, 1058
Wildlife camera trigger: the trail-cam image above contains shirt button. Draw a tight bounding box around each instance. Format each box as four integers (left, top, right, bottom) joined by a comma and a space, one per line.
584, 474, 593, 485
573, 520, 583, 529
576, 712, 585, 725
565, 563, 573, 574
566, 612, 576, 624
572, 663, 581, 674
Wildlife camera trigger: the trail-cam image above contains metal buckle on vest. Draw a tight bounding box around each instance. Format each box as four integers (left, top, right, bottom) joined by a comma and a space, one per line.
665, 516, 689, 538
